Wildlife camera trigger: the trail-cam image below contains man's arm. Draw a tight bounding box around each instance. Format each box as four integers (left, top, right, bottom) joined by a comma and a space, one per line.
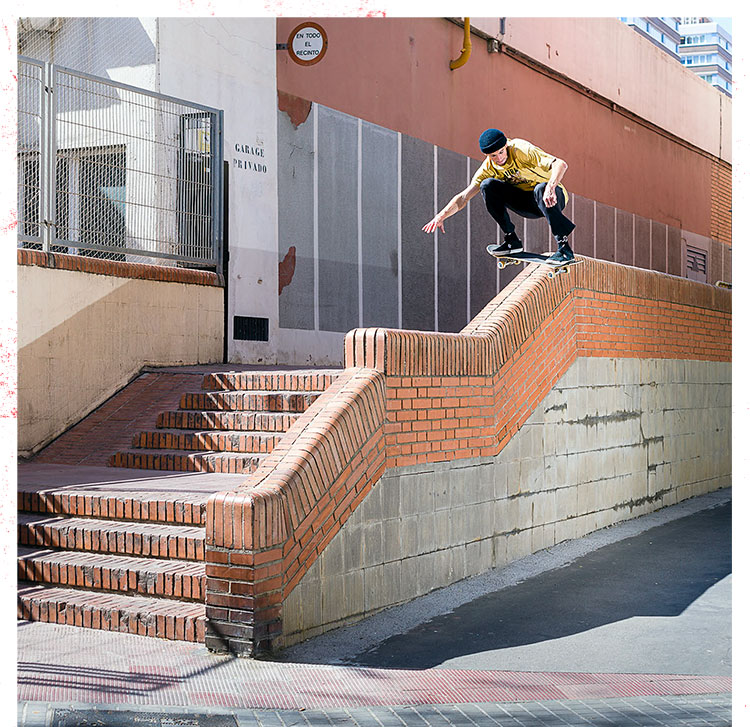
422, 183, 480, 234
542, 158, 568, 208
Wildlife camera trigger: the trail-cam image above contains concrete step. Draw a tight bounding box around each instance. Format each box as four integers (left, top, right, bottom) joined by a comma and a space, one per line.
18, 582, 206, 642
18, 513, 205, 561
18, 547, 205, 601
179, 390, 321, 413
18, 487, 206, 526
156, 410, 300, 432
109, 449, 264, 474
201, 370, 340, 392
132, 429, 282, 454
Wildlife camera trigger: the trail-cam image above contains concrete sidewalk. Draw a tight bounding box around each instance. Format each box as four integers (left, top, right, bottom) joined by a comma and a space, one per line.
18, 489, 732, 726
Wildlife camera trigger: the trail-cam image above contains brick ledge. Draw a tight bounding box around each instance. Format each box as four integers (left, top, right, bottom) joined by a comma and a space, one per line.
18, 248, 223, 287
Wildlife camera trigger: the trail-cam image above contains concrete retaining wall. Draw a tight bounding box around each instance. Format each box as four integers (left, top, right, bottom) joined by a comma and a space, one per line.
281, 356, 730, 645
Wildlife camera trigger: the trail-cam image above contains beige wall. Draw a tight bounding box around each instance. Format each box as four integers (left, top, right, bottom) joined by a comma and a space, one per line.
18, 265, 223, 456
281, 356, 731, 646
472, 17, 731, 163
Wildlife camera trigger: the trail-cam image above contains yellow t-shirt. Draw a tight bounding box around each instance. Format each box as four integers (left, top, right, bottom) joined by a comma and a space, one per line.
471, 138, 568, 203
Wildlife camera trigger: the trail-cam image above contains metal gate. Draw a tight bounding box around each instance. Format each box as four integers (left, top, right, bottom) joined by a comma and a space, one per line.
17, 56, 224, 271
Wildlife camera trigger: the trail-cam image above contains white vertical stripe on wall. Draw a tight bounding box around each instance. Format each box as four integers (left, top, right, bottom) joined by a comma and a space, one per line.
613, 203, 617, 261
357, 118, 363, 328
397, 132, 403, 329
466, 156, 471, 324
313, 103, 320, 332
433, 144, 439, 332
593, 200, 599, 260
649, 219, 653, 270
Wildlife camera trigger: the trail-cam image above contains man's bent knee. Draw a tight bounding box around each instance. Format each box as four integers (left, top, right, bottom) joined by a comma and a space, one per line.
480, 178, 500, 194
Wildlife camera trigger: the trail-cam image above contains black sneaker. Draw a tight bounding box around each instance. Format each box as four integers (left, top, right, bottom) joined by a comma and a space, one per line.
489, 231, 523, 256
548, 237, 574, 264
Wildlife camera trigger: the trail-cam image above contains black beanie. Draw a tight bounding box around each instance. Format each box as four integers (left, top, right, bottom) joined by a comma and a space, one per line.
478, 128, 507, 154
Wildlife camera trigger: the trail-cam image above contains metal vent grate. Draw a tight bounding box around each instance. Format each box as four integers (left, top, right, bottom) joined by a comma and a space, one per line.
233, 316, 269, 341
686, 245, 708, 283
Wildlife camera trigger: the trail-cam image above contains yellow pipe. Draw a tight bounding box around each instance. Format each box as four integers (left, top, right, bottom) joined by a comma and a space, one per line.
450, 17, 472, 70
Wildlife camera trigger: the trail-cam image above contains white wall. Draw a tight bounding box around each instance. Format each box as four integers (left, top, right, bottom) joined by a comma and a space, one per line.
155, 18, 281, 365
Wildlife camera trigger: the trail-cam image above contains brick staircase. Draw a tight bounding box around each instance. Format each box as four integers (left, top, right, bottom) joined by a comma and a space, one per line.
109, 370, 336, 474
18, 367, 340, 642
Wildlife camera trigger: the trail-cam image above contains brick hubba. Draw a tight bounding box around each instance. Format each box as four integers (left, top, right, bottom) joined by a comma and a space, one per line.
204, 369, 386, 656
201, 256, 731, 655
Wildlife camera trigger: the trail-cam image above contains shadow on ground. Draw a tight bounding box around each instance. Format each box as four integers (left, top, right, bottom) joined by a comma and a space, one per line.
338, 503, 731, 669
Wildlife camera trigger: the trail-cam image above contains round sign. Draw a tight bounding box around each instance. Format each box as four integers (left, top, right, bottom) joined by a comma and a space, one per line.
287, 22, 328, 66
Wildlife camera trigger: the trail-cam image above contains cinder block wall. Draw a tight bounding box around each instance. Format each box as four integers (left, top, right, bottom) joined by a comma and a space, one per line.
18, 250, 224, 456
204, 257, 731, 655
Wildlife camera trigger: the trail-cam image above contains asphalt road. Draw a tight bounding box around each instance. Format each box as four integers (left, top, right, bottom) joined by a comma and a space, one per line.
286, 495, 731, 677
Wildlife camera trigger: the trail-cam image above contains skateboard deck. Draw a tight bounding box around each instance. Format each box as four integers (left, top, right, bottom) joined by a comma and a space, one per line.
486, 245, 583, 278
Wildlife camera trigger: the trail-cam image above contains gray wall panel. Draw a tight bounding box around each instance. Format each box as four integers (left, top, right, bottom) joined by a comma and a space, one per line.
595, 202, 616, 262
651, 220, 667, 273
437, 148, 468, 333
572, 195, 594, 259
615, 208, 634, 267
362, 122, 399, 328
634, 215, 651, 270
278, 107, 315, 330
401, 135, 435, 332
318, 107, 359, 333
667, 225, 682, 277
277, 103, 704, 343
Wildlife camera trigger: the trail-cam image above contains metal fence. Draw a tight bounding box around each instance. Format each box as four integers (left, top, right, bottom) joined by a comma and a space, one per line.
17, 56, 224, 270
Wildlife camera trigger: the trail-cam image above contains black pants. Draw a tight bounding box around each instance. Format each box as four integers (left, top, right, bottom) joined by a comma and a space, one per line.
480, 179, 576, 239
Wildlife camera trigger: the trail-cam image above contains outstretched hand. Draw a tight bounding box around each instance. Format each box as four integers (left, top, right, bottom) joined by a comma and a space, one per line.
422, 216, 445, 234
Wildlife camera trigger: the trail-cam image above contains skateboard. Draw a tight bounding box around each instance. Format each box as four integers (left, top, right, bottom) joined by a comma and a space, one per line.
486, 245, 583, 278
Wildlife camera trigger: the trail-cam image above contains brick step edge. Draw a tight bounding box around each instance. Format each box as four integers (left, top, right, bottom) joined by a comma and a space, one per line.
18, 489, 206, 526
109, 449, 264, 474
18, 547, 206, 602
179, 391, 321, 413
133, 429, 283, 454
18, 582, 206, 642
202, 370, 340, 392
18, 514, 206, 561
156, 410, 300, 432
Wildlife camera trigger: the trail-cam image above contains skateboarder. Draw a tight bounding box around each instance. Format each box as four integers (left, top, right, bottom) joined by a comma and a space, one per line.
422, 128, 576, 263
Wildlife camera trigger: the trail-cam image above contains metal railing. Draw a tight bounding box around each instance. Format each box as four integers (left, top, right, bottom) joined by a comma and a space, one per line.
17, 56, 224, 271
